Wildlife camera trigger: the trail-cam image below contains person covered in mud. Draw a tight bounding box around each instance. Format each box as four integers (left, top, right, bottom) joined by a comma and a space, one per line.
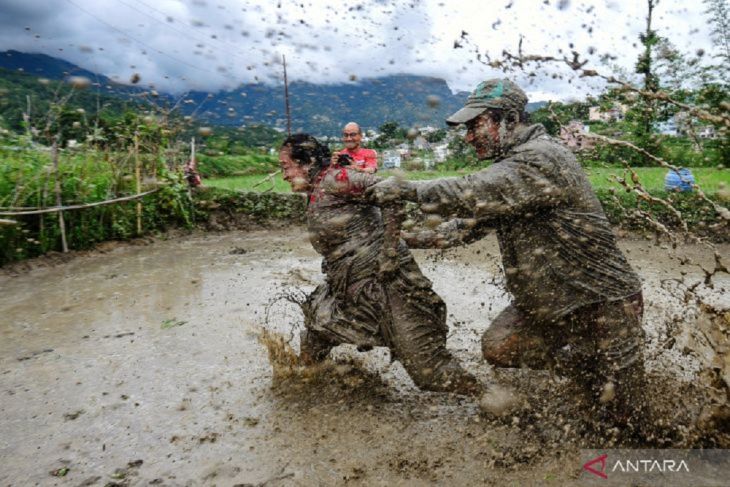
278, 133, 479, 395
331, 122, 378, 173
368, 79, 647, 429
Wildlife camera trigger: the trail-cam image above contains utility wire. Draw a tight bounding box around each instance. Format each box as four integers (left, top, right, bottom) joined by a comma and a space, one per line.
63, 0, 217, 75
128, 0, 256, 57
115, 0, 252, 66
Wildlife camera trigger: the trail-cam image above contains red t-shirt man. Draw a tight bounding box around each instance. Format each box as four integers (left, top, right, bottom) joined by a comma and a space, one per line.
335, 122, 378, 173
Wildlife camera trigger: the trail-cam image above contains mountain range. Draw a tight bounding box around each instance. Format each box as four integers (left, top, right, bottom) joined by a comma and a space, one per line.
0, 50, 546, 135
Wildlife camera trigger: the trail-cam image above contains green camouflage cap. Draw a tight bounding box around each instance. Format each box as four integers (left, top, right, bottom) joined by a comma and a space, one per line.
446, 79, 528, 126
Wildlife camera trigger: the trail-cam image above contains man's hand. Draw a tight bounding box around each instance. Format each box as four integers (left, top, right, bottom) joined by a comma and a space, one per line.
366, 176, 417, 205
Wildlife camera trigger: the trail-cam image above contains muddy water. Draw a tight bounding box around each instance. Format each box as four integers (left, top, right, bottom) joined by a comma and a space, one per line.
1, 229, 728, 486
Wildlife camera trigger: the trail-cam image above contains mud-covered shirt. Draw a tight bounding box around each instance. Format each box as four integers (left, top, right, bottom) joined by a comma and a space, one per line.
307, 164, 383, 279
413, 124, 642, 323
305, 164, 447, 352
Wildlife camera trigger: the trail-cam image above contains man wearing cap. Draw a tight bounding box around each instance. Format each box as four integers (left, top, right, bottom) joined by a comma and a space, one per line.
368, 78, 647, 430
333, 122, 378, 174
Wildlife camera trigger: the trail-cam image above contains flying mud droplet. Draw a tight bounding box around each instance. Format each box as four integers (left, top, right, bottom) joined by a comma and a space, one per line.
424, 214, 443, 230
67, 76, 91, 89
599, 381, 615, 403
426, 95, 441, 108
130, 73, 141, 84
198, 127, 213, 137
406, 128, 419, 140
479, 384, 520, 417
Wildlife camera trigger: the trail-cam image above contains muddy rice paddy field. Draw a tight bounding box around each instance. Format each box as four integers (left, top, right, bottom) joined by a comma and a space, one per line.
1, 228, 728, 486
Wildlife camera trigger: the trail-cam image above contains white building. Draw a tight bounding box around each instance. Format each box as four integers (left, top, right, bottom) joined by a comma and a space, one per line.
433, 143, 449, 162
698, 126, 717, 139
589, 104, 627, 122
655, 119, 679, 136
382, 150, 401, 169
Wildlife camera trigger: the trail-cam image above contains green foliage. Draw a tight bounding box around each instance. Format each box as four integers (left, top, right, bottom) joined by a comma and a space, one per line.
195, 124, 284, 154
196, 152, 278, 178
597, 188, 726, 237
0, 145, 193, 266
445, 136, 477, 167
425, 128, 447, 143
530, 101, 591, 136
194, 186, 306, 223
0, 67, 136, 136
373, 121, 407, 148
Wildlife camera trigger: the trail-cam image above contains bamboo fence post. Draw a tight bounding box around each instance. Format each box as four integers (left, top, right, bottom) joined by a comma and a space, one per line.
52, 139, 68, 253
23, 95, 32, 139
134, 133, 142, 235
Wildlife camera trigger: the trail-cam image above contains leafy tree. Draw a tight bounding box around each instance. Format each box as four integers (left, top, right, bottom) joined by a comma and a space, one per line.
425, 128, 447, 143
530, 101, 591, 136
373, 121, 406, 148
704, 0, 730, 72
627, 0, 662, 164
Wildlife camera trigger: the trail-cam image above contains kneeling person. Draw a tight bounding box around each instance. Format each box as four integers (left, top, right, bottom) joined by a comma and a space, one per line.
279, 134, 479, 395
369, 79, 647, 427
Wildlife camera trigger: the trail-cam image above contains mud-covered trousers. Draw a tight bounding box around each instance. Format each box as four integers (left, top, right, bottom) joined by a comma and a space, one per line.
300, 251, 478, 394
482, 293, 647, 426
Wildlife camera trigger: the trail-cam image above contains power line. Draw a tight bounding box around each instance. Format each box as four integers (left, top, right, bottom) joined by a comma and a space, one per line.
128, 0, 255, 59
114, 0, 252, 66
63, 0, 217, 75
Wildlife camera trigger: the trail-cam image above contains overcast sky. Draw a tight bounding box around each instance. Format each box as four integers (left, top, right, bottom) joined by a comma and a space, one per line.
0, 0, 719, 100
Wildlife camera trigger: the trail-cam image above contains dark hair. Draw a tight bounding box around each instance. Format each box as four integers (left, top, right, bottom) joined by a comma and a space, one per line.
280, 133, 331, 182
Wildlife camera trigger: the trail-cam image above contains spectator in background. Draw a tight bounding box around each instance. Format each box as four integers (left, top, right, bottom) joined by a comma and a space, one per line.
333, 122, 378, 173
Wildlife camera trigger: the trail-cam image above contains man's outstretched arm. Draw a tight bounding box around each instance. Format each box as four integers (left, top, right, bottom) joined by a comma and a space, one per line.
402, 218, 491, 249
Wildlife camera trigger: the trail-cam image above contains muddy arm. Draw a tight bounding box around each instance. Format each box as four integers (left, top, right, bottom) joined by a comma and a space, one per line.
402, 218, 491, 249
413, 155, 565, 220
319, 168, 383, 200
379, 203, 404, 275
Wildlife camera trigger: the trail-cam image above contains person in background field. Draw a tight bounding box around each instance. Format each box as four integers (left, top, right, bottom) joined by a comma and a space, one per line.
368, 78, 647, 433
333, 122, 378, 173
279, 133, 480, 396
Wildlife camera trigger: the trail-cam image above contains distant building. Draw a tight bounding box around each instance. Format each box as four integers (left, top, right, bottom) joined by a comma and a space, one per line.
559, 120, 594, 151
654, 119, 679, 136
588, 104, 627, 123
412, 136, 431, 151
382, 150, 402, 169
396, 142, 411, 159
432, 143, 449, 163
698, 125, 717, 139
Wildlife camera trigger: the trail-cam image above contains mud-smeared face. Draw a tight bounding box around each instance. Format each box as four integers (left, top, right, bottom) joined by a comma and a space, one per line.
279, 147, 311, 192
465, 113, 501, 160
342, 123, 362, 150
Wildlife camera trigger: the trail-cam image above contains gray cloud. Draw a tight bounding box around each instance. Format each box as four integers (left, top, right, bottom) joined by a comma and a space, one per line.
0, 0, 717, 100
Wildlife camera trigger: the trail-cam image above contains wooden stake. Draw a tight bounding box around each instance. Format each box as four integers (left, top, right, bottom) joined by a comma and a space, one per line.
23, 95, 32, 138
52, 140, 68, 253
283, 55, 291, 136
135, 133, 142, 235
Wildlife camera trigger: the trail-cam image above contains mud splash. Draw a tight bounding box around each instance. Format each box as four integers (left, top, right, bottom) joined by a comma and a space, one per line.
259, 329, 391, 404
1, 228, 728, 485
